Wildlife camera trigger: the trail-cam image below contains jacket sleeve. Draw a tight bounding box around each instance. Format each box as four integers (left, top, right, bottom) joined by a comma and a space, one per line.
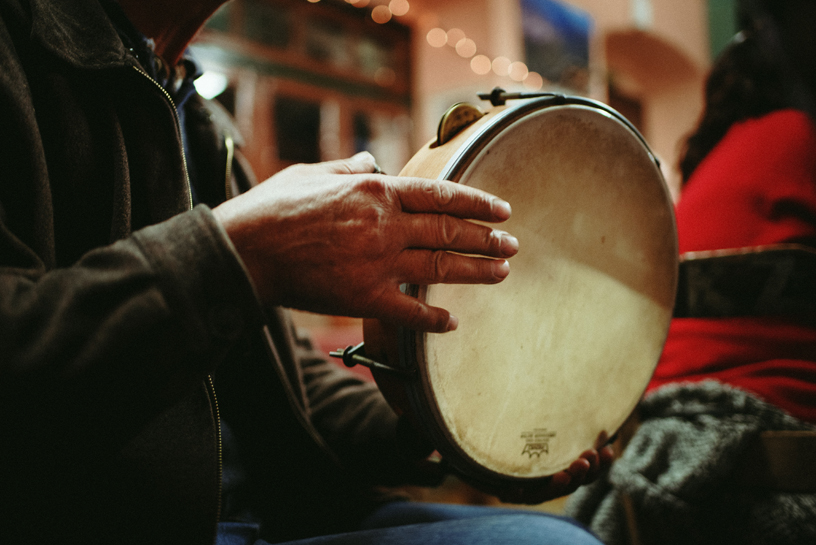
0, 206, 266, 462
0, 2, 266, 464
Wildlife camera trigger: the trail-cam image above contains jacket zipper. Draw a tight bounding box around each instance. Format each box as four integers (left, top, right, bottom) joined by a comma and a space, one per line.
131, 65, 194, 211
224, 134, 234, 201
131, 65, 223, 522
206, 375, 223, 523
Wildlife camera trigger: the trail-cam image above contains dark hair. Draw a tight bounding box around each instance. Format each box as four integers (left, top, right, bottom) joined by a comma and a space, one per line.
679, 0, 816, 183
678, 32, 789, 182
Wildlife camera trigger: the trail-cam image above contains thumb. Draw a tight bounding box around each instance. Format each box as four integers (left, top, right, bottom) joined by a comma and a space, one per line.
320, 151, 381, 175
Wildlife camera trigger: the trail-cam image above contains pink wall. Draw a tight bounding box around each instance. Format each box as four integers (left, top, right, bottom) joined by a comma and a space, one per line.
404, 0, 711, 196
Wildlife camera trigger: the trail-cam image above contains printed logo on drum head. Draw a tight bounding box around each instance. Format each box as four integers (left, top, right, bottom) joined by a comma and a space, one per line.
520, 429, 556, 458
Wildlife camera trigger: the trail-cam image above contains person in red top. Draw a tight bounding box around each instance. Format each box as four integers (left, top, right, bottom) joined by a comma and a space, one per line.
567, 1, 816, 542
648, 107, 816, 422
646, 0, 816, 423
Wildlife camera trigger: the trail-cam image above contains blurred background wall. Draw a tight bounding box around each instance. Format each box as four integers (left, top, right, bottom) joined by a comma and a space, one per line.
191, 0, 740, 194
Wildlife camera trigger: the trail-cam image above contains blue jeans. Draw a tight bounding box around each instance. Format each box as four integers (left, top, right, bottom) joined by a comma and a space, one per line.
217, 502, 603, 545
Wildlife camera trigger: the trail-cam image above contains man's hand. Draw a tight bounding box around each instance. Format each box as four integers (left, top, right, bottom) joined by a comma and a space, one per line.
498, 444, 615, 505
213, 152, 519, 332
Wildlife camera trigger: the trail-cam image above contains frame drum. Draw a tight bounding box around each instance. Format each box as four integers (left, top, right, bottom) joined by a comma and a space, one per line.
363, 94, 678, 497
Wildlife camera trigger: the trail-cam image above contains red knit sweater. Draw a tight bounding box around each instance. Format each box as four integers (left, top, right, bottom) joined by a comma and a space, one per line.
647, 109, 816, 423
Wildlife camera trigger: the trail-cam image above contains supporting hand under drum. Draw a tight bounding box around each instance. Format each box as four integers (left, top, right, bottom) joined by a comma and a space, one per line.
213, 152, 519, 333
498, 445, 615, 505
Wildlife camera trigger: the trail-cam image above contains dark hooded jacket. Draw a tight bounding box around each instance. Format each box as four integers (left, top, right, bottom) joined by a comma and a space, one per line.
0, 1, 413, 543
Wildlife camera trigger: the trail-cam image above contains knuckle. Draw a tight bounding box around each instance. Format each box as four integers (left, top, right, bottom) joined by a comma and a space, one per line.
429, 250, 451, 282
437, 215, 458, 247
425, 182, 455, 209
358, 208, 391, 252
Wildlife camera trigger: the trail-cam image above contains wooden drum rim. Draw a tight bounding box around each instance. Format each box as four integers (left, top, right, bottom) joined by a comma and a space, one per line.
364, 95, 678, 495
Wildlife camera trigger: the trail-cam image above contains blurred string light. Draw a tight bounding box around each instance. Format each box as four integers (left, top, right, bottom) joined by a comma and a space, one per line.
426, 27, 447, 48
455, 38, 477, 58
371, 4, 392, 23
426, 26, 545, 90
446, 27, 465, 46
306, 0, 543, 90
491, 56, 511, 76
389, 0, 410, 16
470, 54, 492, 75
343, 0, 410, 24
508, 61, 528, 82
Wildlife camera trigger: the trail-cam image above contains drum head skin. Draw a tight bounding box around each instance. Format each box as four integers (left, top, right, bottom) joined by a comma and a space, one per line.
404, 101, 677, 483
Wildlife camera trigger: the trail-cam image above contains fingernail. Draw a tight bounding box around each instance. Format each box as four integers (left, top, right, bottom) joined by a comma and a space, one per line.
500, 233, 519, 256
492, 259, 510, 279
492, 198, 511, 220
352, 151, 374, 161
446, 314, 459, 332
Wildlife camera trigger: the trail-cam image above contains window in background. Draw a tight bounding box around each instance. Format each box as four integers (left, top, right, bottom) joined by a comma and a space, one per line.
275, 96, 321, 165
196, 0, 412, 177
242, 0, 292, 49
357, 36, 394, 81
305, 18, 352, 68
353, 112, 372, 155
352, 110, 412, 176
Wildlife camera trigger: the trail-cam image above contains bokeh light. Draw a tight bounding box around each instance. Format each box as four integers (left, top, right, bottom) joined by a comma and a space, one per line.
389, 0, 410, 17
446, 28, 466, 47
371, 5, 392, 23
407, 11, 547, 90
470, 55, 492, 75
523, 71, 545, 90
426, 28, 447, 48
455, 38, 477, 58
491, 56, 511, 76
508, 61, 529, 82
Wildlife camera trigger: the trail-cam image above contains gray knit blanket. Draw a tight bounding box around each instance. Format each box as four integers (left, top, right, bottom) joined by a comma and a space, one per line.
565, 381, 816, 545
